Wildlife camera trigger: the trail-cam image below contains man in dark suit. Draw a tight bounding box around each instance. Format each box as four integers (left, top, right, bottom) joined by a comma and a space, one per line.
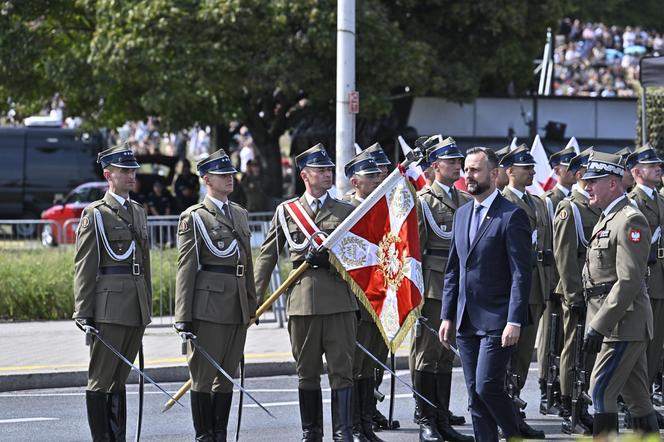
439, 147, 532, 442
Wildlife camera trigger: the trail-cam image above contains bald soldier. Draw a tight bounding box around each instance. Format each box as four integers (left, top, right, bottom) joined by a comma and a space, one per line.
625, 145, 664, 427
552, 148, 598, 434
500, 145, 551, 439
73, 144, 151, 441
580, 152, 658, 437
536, 147, 576, 414
174, 149, 257, 441
253, 143, 358, 441
343, 151, 387, 442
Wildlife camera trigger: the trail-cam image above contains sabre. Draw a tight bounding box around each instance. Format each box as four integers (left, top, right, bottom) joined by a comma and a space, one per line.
355, 341, 437, 409
235, 355, 246, 441
186, 336, 275, 419
87, 329, 184, 408
417, 317, 461, 358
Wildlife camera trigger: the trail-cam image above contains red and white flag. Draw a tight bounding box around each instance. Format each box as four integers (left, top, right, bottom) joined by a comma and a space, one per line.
325, 166, 423, 352
528, 135, 554, 195
398, 136, 427, 191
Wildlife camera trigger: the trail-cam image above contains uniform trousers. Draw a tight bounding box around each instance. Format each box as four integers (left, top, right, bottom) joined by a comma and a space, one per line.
289, 312, 357, 390
590, 340, 653, 417
88, 323, 145, 392
188, 319, 247, 393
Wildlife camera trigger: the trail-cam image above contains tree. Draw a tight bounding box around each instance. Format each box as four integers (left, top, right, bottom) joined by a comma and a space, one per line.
0, 0, 577, 197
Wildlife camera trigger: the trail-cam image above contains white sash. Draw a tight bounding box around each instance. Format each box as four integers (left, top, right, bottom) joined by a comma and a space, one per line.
93, 208, 135, 262
419, 198, 453, 240
569, 202, 589, 248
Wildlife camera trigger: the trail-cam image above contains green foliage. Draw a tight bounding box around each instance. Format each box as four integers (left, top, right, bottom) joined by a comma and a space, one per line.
0, 247, 178, 320
637, 86, 664, 153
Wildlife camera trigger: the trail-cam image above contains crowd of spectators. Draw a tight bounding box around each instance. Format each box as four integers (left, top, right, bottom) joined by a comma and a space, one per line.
110, 119, 273, 215
553, 18, 664, 97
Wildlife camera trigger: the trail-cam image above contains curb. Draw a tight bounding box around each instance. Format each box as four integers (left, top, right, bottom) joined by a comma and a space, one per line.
0, 357, 412, 392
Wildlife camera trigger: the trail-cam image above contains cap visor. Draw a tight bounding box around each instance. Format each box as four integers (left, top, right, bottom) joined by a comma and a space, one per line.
581, 171, 610, 180
110, 161, 140, 169
206, 167, 237, 175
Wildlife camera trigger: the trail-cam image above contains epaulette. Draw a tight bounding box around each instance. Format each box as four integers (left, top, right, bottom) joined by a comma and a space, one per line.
89, 200, 105, 209
277, 197, 298, 208
622, 204, 639, 216
417, 187, 433, 197
184, 202, 207, 216
130, 199, 144, 209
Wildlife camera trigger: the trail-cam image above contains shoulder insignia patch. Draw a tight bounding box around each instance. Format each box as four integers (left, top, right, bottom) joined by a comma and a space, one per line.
81, 215, 90, 229
178, 218, 190, 234
558, 209, 568, 220
629, 228, 641, 243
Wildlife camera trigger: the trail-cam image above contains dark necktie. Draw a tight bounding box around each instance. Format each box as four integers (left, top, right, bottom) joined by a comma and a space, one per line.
222, 202, 232, 223
313, 199, 321, 216
469, 204, 483, 244
523, 193, 535, 212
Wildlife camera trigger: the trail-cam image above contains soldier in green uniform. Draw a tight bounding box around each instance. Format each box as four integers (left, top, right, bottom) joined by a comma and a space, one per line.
536, 147, 576, 414
581, 151, 659, 437
625, 145, 664, 427
411, 136, 473, 442
342, 151, 386, 442
500, 145, 551, 439
254, 143, 358, 441
174, 149, 257, 441
616, 147, 635, 191
364, 142, 391, 182
495, 145, 511, 191
73, 144, 152, 441
552, 148, 598, 434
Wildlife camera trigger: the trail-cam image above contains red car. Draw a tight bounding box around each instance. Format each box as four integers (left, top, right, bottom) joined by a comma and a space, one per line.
40, 182, 108, 246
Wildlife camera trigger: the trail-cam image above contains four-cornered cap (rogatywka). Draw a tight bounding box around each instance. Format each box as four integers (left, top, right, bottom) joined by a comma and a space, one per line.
582, 151, 625, 180
197, 148, 237, 176
97, 143, 140, 169
364, 143, 392, 167
548, 147, 576, 168
426, 136, 464, 162
295, 143, 335, 170
625, 144, 663, 170
344, 150, 382, 179
499, 144, 537, 168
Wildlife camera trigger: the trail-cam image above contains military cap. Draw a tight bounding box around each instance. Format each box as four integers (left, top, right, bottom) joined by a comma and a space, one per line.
365, 142, 392, 167
567, 147, 593, 175
582, 151, 625, 180
499, 144, 536, 168
625, 144, 663, 170
615, 147, 633, 167
295, 143, 335, 170
549, 147, 576, 168
495, 145, 511, 161
97, 143, 140, 169
197, 148, 236, 176
426, 136, 464, 162
344, 150, 381, 179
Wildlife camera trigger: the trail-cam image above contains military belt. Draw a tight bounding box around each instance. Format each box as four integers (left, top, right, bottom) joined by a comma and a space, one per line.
201, 264, 245, 277
424, 249, 448, 257
584, 281, 617, 299
292, 259, 330, 269
99, 265, 142, 276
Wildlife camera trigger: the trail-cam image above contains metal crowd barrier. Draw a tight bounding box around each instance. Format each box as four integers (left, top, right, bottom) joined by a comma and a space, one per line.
0, 219, 61, 249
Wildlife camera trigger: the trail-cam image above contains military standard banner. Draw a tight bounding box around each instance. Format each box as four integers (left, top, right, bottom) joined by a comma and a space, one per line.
326, 166, 424, 353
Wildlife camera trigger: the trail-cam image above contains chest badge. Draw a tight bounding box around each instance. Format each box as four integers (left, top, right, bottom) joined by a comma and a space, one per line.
630, 229, 641, 243
598, 230, 610, 238
217, 241, 225, 248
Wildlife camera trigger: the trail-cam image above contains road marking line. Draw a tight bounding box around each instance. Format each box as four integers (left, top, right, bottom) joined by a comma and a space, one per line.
245, 394, 413, 408
0, 417, 59, 424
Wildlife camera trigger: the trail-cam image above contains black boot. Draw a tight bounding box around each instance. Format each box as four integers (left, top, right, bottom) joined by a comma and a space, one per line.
108, 390, 126, 442
655, 409, 664, 429
359, 378, 385, 442
299, 388, 323, 442
332, 387, 353, 441
212, 392, 233, 442
515, 402, 545, 439
632, 412, 659, 435
448, 410, 466, 426
86, 390, 112, 442
593, 412, 618, 437
538, 378, 548, 415
435, 373, 473, 442
191, 391, 215, 442
414, 371, 443, 442
352, 381, 369, 442
578, 402, 593, 434
413, 399, 422, 424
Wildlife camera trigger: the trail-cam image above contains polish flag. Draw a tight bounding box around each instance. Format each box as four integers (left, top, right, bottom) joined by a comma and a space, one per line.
528, 135, 554, 195
397, 136, 427, 190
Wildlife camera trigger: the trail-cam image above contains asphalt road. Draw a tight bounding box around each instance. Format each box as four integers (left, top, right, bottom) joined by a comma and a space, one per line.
0, 367, 592, 441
